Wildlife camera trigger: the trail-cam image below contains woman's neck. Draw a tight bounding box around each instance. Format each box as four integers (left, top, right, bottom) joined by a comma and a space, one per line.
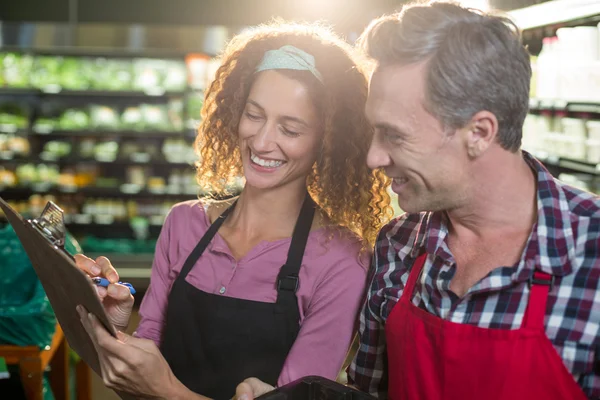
225, 182, 309, 241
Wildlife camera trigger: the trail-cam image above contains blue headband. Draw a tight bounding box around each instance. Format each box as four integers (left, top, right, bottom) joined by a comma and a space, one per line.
255, 45, 323, 83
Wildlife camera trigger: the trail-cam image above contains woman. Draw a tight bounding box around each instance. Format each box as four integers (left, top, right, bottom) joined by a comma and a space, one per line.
75, 21, 391, 400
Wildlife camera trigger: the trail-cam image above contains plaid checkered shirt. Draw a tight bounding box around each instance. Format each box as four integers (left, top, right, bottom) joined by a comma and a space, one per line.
348, 151, 600, 399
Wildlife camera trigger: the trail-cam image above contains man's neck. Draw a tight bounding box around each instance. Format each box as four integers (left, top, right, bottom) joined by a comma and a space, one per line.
446, 149, 538, 241
442, 149, 538, 297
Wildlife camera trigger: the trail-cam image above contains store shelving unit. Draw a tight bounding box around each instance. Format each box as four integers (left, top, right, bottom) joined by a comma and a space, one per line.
528, 99, 600, 114
0, 50, 213, 271
509, 0, 600, 192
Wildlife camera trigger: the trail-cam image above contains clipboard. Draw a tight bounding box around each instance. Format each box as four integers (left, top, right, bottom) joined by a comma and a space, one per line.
0, 197, 135, 400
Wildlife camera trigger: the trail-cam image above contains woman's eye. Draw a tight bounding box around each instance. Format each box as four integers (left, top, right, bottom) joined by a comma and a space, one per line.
245, 112, 262, 121
281, 127, 300, 137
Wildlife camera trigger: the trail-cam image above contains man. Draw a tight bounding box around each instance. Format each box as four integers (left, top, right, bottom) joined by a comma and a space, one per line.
234, 2, 600, 399
347, 1, 600, 399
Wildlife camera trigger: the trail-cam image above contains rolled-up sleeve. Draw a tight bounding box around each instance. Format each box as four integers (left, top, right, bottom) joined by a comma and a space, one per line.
277, 248, 369, 386
134, 210, 175, 346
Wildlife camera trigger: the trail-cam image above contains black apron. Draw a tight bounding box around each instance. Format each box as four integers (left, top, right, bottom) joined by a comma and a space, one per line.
160, 195, 315, 400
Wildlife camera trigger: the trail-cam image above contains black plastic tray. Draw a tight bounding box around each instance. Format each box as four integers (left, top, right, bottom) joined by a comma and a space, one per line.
256, 376, 375, 400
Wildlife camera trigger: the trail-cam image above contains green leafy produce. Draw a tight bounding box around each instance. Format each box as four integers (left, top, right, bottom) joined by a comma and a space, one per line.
1, 53, 34, 88
187, 92, 204, 121
141, 104, 170, 131
167, 99, 184, 131
58, 108, 90, 130
162, 61, 187, 91
33, 118, 58, 133
133, 59, 164, 92
42, 141, 72, 158
90, 105, 120, 130
90, 58, 133, 91
60, 57, 92, 90
121, 106, 144, 130
0, 102, 29, 129
30, 56, 63, 89
0, 113, 27, 129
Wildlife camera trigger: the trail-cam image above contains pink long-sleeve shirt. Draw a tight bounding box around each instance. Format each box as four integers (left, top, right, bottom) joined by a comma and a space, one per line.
135, 200, 369, 385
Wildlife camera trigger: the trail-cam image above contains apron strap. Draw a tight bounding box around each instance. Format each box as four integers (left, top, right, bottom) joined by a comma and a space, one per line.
521, 270, 554, 330
401, 253, 428, 303
276, 193, 316, 300
178, 201, 237, 280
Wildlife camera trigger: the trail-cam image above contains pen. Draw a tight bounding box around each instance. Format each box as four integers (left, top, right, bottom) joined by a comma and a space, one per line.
91, 277, 136, 295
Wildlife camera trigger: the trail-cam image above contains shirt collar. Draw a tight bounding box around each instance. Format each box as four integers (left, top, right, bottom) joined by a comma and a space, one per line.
520, 150, 575, 277
409, 150, 575, 278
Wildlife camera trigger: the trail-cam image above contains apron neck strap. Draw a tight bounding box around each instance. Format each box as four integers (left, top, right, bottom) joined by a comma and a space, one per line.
402, 253, 428, 303
276, 193, 316, 297
179, 200, 237, 279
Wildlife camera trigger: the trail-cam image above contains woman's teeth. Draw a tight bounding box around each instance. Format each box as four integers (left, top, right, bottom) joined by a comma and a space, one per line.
394, 177, 408, 184
251, 153, 284, 168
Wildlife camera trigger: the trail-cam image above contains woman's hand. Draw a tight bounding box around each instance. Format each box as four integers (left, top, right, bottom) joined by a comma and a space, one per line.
233, 378, 275, 400
76, 305, 195, 399
74, 254, 134, 332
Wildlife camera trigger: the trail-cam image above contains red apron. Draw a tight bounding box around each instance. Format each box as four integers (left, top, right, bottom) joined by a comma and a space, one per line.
385, 253, 588, 400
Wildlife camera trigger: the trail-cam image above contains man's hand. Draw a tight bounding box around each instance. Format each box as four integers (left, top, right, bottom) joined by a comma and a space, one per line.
233, 378, 275, 400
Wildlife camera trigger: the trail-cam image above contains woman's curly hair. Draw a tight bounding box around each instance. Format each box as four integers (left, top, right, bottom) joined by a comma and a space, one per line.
195, 21, 392, 247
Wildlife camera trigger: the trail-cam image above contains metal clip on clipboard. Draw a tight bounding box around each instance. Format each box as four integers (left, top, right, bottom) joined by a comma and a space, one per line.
27, 201, 74, 261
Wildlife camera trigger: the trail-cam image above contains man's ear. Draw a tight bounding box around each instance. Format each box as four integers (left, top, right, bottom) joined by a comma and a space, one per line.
464, 111, 498, 158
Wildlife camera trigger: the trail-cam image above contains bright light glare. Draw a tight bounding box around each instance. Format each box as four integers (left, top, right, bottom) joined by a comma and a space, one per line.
457, 0, 491, 11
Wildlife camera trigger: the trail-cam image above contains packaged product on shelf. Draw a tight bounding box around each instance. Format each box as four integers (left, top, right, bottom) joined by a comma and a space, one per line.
186, 54, 210, 90
551, 27, 600, 102
58, 108, 90, 130
587, 139, 600, 164
60, 57, 93, 90
30, 56, 63, 91
0, 167, 17, 187
561, 117, 588, 160
90, 105, 121, 130
147, 176, 167, 194
57, 167, 78, 190
4, 136, 31, 158
1, 53, 34, 88
90, 58, 133, 91
536, 37, 559, 99
121, 106, 145, 131
126, 165, 147, 187
587, 120, 600, 141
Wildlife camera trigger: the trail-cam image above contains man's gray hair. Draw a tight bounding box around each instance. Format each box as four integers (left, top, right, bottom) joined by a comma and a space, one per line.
359, 1, 531, 152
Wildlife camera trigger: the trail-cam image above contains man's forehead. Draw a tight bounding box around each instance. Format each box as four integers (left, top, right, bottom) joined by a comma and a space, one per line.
367, 63, 427, 117
370, 63, 427, 97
